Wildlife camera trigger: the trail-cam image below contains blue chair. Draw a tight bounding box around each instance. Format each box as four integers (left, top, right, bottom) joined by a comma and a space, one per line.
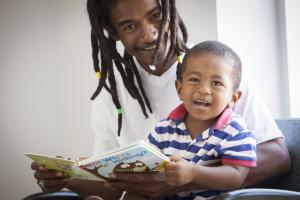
23, 191, 83, 200
253, 118, 300, 192
212, 188, 300, 200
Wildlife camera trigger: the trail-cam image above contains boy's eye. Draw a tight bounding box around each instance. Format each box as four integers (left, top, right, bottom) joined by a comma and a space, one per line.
211, 81, 222, 86
188, 77, 199, 82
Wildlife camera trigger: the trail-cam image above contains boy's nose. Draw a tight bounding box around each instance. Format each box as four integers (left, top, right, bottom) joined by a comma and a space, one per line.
197, 83, 211, 95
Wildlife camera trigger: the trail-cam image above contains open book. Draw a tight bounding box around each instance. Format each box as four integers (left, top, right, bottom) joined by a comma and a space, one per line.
24, 140, 170, 181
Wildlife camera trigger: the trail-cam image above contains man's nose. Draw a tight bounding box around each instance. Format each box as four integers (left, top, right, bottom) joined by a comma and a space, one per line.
139, 22, 158, 44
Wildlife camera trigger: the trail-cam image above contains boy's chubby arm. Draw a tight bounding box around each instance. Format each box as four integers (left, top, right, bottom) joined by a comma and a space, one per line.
164, 156, 249, 190
106, 156, 249, 198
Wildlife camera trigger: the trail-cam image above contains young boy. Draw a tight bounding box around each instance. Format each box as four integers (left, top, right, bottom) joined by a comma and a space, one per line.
148, 41, 257, 199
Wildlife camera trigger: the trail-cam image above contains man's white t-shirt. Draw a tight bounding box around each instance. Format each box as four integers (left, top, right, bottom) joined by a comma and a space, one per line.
91, 59, 282, 155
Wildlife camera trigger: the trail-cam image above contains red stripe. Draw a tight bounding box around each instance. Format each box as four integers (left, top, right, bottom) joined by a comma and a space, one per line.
168, 103, 187, 120
222, 158, 257, 167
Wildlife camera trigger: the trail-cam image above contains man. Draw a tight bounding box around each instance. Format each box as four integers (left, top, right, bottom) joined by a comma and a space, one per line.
32, 0, 290, 199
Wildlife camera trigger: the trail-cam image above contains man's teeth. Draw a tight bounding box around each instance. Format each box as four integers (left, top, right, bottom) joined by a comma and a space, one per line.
143, 46, 156, 50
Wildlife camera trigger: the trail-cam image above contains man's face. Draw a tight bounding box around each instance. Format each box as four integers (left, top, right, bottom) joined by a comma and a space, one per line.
176, 53, 238, 122
109, 0, 168, 69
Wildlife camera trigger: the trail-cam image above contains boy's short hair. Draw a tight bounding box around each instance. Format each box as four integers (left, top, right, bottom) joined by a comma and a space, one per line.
177, 41, 242, 91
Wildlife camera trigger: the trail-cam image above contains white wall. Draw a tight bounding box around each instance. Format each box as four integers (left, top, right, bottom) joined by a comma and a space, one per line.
0, 1, 216, 199
285, 0, 300, 117
216, 0, 287, 117
0, 1, 94, 199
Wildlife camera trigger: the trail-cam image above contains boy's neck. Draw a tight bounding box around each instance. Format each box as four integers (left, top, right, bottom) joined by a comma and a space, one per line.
185, 115, 217, 139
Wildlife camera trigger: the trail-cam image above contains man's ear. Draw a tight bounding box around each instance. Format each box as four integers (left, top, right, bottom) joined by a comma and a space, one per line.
105, 26, 120, 41
175, 80, 183, 101
228, 90, 242, 108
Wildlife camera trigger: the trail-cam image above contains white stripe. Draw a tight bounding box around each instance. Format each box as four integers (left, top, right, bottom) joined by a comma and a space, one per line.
222, 124, 240, 136
223, 150, 256, 158
156, 120, 177, 128
151, 128, 191, 143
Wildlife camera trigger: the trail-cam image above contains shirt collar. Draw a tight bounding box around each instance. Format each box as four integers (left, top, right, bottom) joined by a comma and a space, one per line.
167, 103, 234, 129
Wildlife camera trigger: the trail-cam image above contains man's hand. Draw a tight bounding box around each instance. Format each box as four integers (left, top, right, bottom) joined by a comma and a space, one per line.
31, 161, 70, 192
106, 172, 171, 198
164, 155, 195, 186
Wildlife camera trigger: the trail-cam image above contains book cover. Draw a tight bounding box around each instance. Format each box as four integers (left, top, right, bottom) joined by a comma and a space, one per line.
24, 140, 170, 181
78, 140, 170, 180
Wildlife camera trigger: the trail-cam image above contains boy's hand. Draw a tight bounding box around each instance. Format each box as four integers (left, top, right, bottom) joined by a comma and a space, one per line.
164, 155, 195, 186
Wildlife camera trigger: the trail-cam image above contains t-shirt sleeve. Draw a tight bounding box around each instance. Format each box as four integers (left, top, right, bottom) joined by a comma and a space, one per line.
147, 121, 167, 153
233, 74, 283, 144
218, 117, 257, 167
147, 127, 161, 151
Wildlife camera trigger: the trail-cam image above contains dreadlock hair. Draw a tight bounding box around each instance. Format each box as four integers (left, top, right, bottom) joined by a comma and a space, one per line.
87, 0, 188, 136
176, 40, 242, 92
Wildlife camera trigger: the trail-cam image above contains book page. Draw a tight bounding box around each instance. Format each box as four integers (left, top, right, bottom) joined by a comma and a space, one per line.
24, 153, 103, 180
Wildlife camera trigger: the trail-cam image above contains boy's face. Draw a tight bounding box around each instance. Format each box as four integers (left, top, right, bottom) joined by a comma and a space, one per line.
176, 53, 241, 122
109, 0, 168, 69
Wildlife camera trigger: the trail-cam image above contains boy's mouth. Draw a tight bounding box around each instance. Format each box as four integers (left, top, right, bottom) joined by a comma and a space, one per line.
194, 100, 211, 107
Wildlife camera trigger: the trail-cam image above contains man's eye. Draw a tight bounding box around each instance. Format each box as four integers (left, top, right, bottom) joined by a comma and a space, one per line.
150, 11, 162, 20
212, 81, 222, 86
122, 24, 136, 32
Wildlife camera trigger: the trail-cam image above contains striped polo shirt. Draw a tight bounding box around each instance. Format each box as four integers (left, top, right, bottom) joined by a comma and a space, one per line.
148, 104, 257, 199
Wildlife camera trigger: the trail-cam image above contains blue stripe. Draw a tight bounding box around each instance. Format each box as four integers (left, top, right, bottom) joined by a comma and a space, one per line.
222, 143, 256, 152
187, 144, 201, 153
149, 137, 191, 151
155, 126, 188, 136
148, 134, 162, 149
213, 129, 232, 139
202, 142, 216, 151
230, 120, 245, 132
192, 154, 217, 163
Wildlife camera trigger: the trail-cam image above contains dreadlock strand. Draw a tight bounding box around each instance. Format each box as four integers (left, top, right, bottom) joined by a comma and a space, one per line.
90, 30, 109, 100
106, 57, 123, 136
178, 15, 188, 44
151, 0, 169, 65
126, 52, 153, 114
164, 0, 178, 64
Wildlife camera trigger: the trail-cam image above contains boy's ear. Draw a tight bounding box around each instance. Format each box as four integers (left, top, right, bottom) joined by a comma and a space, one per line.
175, 80, 183, 101
228, 90, 242, 108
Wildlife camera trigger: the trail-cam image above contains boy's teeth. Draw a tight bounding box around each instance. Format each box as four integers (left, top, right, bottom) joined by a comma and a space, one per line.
195, 100, 209, 106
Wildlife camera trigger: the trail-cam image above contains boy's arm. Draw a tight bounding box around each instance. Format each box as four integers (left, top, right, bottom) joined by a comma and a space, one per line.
164, 156, 250, 190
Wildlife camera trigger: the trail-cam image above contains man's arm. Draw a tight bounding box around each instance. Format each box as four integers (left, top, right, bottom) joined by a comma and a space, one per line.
67, 179, 122, 199
108, 138, 291, 198
243, 137, 291, 186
